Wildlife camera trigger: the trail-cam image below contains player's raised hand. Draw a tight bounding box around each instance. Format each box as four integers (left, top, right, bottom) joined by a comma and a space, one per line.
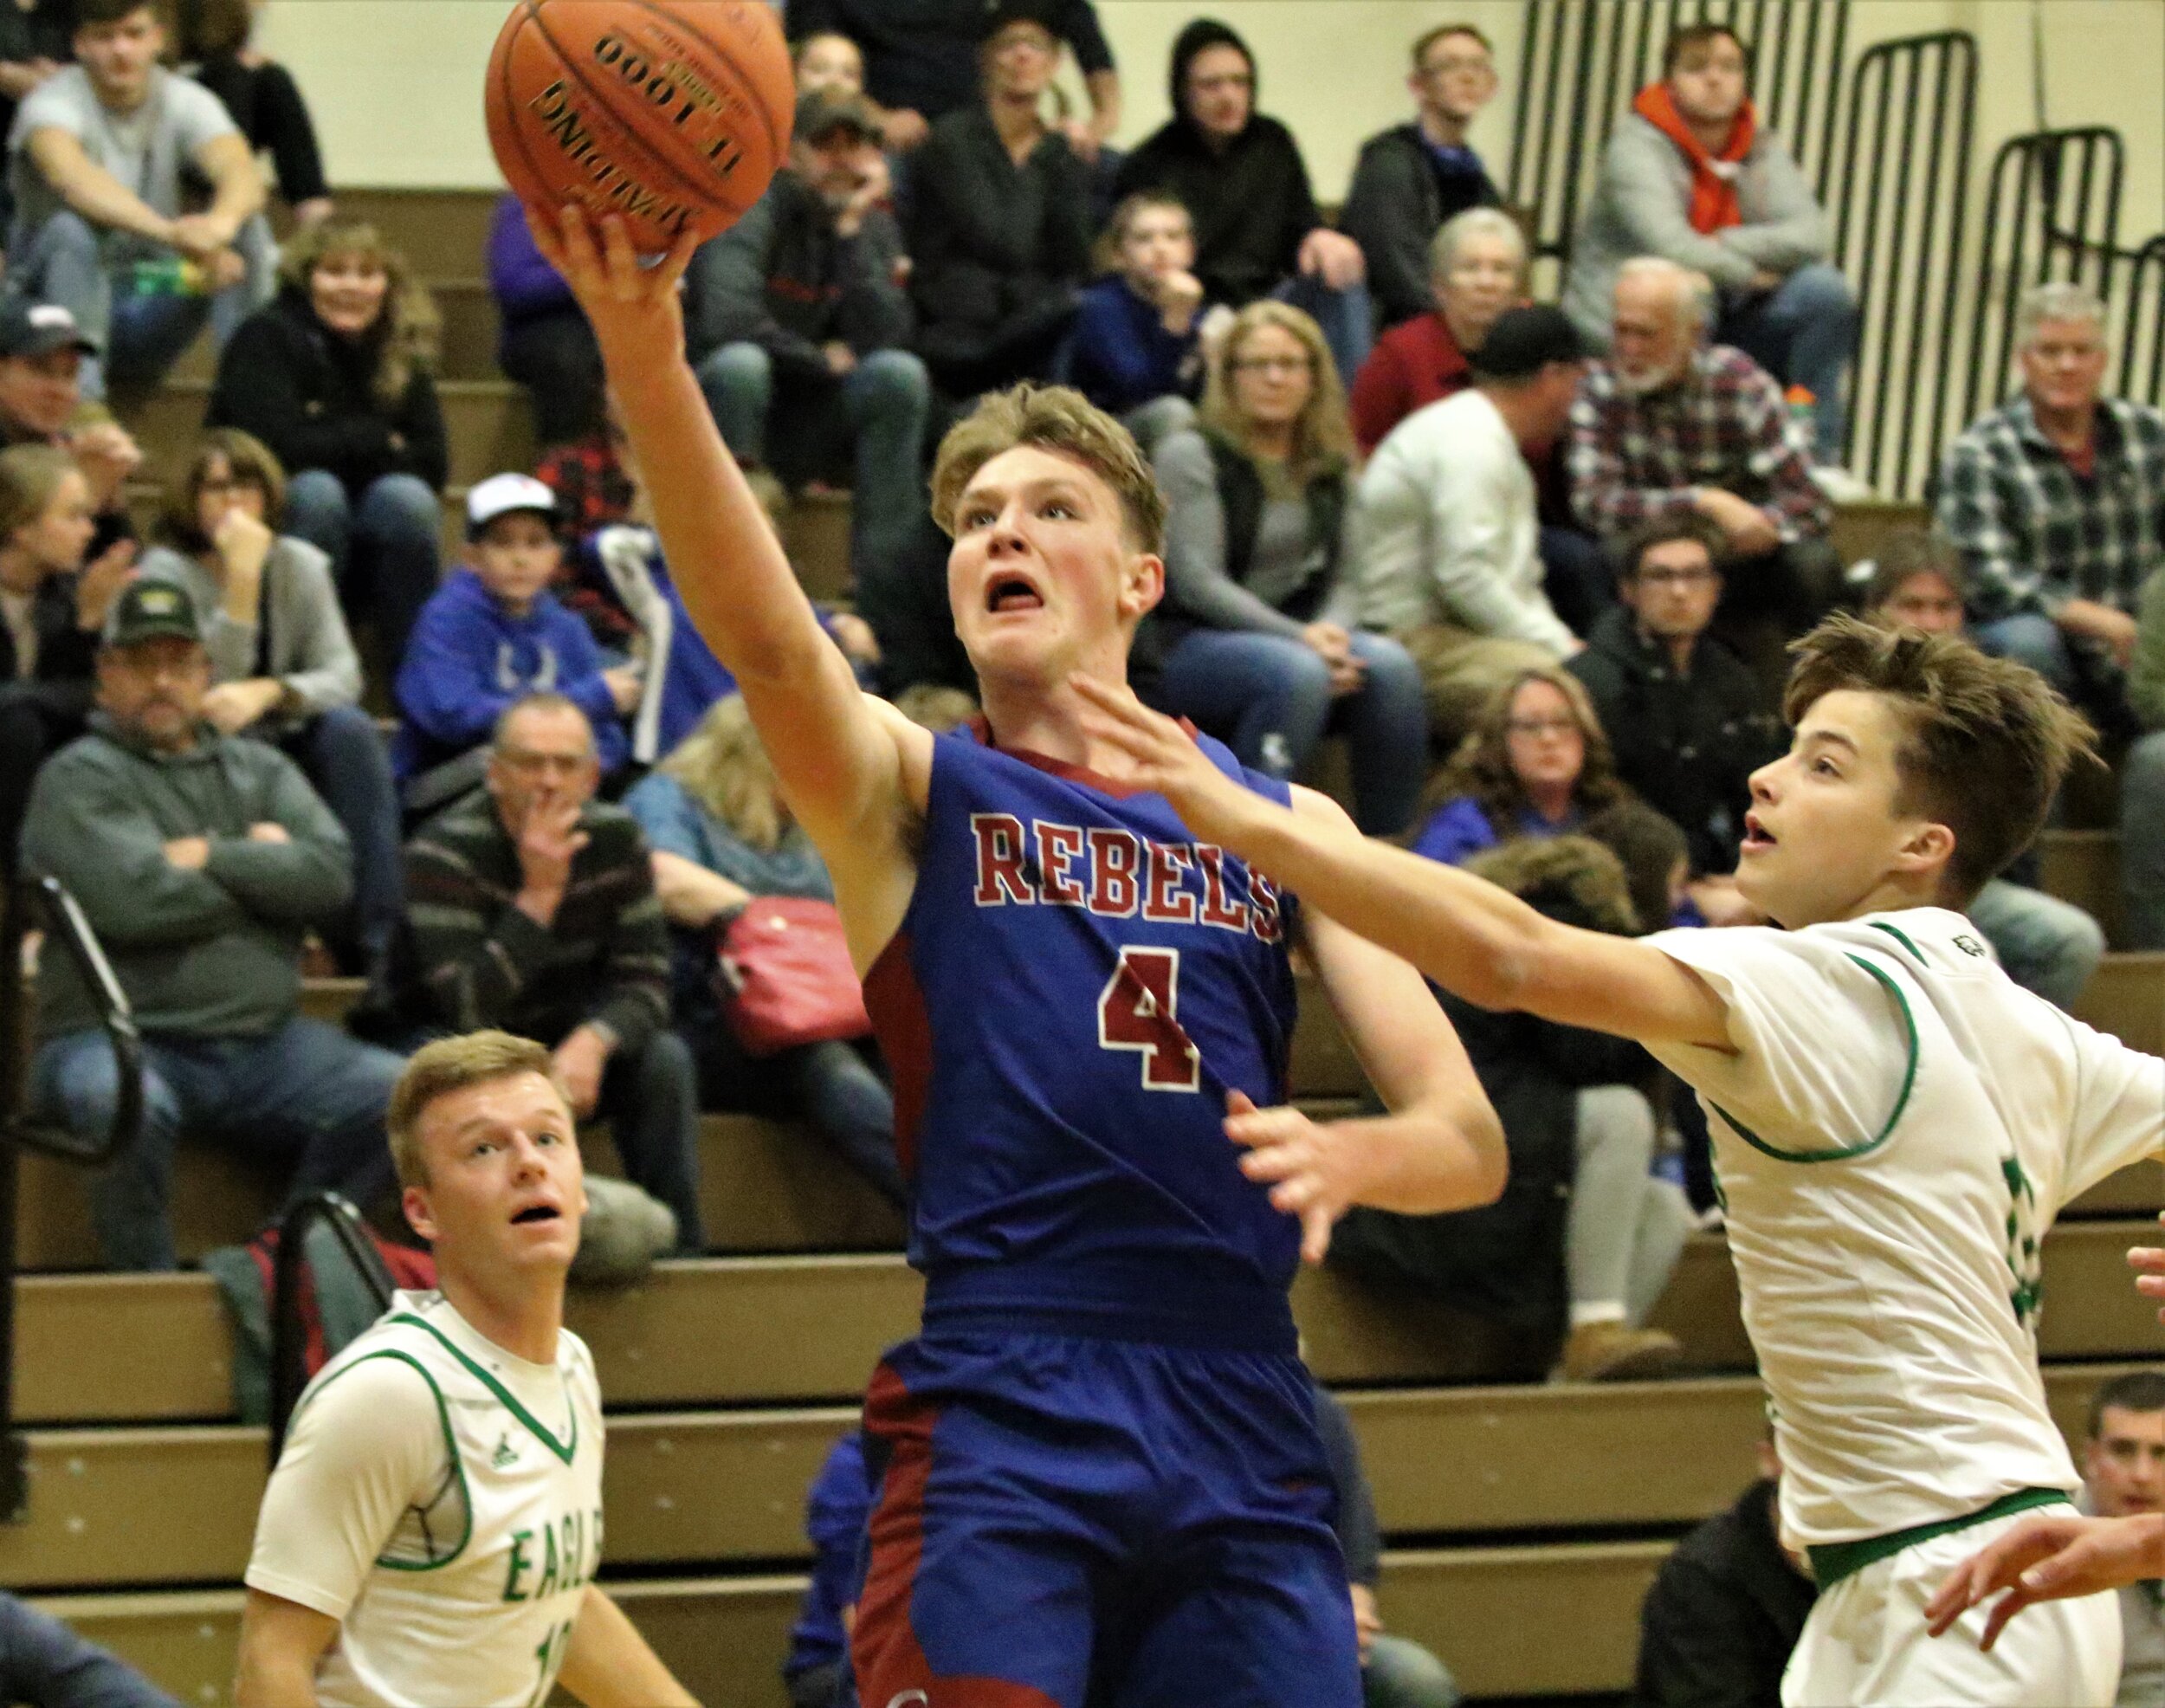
526, 204, 700, 362
2132, 1225, 2165, 1323
1225, 1089, 1359, 1265
1926, 1511, 2164, 1650
1071, 675, 1261, 846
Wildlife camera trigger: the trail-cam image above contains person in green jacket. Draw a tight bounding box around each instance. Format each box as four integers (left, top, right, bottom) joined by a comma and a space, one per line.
22, 577, 404, 1270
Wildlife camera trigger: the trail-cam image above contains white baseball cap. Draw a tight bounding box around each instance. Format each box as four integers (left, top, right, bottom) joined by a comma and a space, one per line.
465, 472, 559, 539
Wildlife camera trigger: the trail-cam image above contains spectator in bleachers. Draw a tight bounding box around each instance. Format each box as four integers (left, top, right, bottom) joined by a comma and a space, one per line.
136, 429, 401, 990
1936, 281, 2163, 731
792, 29, 864, 100
1861, 532, 2107, 1010
488, 191, 602, 450
0, 298, 141, 564
397, 690, 703, 1251
1635, 1431, 1817, 1706
536, 397, 636, 545
1561, 20, 1856, 466
23, 578, 401, 1271
1113, 17, 1371, 385
904, 3, 1091, 398
2078, 1370, 2165, 1707
1349, 207, 1523, 459
1310, 1384, 1461, 1706
1337, 832, 1687, 1382
2128, 570, 2165, 951
624, 695, 903, 1207
1567, 515, 1781, 928
6, 0, 274, 400
689, 88, 929, 594
1340, 22, 1501, 333
176, 0, 332, 229
0, 1586, 188, 1708
1348, 305, 1586, 755
1569, 257, 1839, 689
209, 217, 447, 670
0, 441, 130, 880
1408, 664, 1621, 864
1066, 190, 1208, 445
1151, 301, 1425, 835
393, 475, 635, 815
0, 0, 69, 231
781, 1428, 870, 1708
787, 0, 1119, 159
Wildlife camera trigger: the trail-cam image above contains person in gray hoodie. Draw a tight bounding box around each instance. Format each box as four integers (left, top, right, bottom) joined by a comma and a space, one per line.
1559, 21, 1856, 465
22, 578, 403, 1271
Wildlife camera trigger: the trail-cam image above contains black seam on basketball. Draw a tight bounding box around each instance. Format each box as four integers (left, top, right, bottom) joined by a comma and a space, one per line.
521, 0, 766, 214
612, 0, 789, 160
494, 5, 560, 210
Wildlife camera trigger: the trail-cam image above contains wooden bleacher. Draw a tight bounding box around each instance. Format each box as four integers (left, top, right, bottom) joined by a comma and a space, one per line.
14, 184, 2155, 1704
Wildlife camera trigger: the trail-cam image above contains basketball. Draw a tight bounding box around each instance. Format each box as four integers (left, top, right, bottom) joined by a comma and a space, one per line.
485, 0, 795, 255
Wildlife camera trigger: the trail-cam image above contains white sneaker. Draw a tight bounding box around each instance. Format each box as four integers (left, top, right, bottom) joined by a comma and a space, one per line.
1812, 465, 1877, 503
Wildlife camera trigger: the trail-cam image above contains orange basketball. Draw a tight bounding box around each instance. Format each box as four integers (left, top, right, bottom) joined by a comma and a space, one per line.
485, 0, 794, 255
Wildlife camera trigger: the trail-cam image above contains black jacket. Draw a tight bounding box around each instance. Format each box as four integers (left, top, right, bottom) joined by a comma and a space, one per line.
1340, 122, 1501, 328
1113, 113, 1322, 309
207, 288, 449, 499
1569, 607, 1783, 877
906, 107, 1091, 382
1636, 1479, 1817, 1708
785, 0, 1114, 124
686, 169, 913, 378
0, 571, 96, 715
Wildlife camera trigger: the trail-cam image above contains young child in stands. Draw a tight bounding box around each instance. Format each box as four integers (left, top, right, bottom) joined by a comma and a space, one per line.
1069, 191, 1216, 443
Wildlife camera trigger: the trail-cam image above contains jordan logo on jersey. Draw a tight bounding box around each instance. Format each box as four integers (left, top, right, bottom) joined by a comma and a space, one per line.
968, 813, 1282, 941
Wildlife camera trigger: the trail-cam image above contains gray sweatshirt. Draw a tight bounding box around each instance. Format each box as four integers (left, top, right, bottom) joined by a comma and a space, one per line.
1561, 112, 1830, 348
23, 715, 352, 1040
136, 537, 362, 723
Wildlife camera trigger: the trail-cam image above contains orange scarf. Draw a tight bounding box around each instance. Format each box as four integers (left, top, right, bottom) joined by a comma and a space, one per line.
1633, 81, 1756, 234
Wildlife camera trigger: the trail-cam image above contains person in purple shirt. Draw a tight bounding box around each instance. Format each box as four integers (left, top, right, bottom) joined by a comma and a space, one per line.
1410, 667, 1627, 867
487, 192, 601, 448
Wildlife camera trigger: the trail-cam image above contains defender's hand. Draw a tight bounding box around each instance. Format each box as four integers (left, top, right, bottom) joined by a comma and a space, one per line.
1070, 675, 1259, 847
1225, 1089, 1359, 1265
1926, 1512, 2163, 1650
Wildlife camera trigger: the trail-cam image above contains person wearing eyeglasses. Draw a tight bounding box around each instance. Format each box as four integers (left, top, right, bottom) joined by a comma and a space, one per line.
1567, 514, 1783, 929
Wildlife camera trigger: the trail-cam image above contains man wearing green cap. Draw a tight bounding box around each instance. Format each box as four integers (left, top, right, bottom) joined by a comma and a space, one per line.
21, 577, 404, 1270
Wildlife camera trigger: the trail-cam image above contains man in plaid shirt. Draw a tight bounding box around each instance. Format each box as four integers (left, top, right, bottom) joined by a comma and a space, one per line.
1936, 281, 2164, 725
1569, 257, 1838, 685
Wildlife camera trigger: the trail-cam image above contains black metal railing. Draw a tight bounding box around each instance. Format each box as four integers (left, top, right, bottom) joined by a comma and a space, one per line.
1506, 0, 1851, 268
268, 1191, 395, 1465
1825, 30, 1977, 494
0, 877, 141, 1517
2122, 235, 2165, 411
1961, 127, 2126, 431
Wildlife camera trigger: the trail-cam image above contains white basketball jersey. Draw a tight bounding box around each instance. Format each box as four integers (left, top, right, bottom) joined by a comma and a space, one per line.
1646, 909, 2164, 1548
245, 1291, 606, 1708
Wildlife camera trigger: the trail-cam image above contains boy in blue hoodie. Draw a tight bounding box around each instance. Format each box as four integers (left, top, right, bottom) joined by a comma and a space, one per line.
393, 475, 638, 810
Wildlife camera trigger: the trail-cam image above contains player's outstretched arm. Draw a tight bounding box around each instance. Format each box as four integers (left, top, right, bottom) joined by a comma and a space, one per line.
554, 1586, 699, 1708
1074, 679, 1734, 1049
235, 1588, 338, 1708
1925, 1512, 2165, 1651
529, 208, 926, 882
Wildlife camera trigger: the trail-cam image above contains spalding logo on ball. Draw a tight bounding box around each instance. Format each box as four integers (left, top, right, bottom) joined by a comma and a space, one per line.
486, 0, 795, 254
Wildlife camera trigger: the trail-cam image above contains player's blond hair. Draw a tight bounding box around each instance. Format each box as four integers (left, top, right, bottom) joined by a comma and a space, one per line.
930, 384, 1167, 558
1783, 614, 2098, 906
387, 1031, 569, 1188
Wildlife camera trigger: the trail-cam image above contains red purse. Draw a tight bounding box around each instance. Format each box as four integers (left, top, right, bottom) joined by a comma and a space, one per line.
714, 897, 873, 1056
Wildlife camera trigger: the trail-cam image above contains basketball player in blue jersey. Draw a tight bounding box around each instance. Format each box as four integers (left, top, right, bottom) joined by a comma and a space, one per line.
531, 206, 1506, 1707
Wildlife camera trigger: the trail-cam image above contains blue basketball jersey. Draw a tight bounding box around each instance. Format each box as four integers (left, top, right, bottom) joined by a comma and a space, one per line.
864, 722, 1305, 1354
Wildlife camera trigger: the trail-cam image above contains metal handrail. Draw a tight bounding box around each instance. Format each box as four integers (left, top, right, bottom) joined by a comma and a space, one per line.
268, 1192, 396, 1465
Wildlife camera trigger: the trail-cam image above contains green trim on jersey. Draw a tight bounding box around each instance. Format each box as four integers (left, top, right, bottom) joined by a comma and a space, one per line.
389, 1314, 578, 1466
1806, 1485, 2072, 1588
294, 1349, 472, 1571
1709, 953, 1920, 1164
1865, 920, 1925, 963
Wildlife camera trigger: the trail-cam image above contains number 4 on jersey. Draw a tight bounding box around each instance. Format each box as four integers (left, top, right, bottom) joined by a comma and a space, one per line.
1099, 948, 1202, 1092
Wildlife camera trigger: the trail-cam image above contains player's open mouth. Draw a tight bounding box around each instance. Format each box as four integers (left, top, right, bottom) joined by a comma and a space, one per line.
510, 1204, 562, 1226
1741, 812, 1776, 852
986, 574, 1044, 614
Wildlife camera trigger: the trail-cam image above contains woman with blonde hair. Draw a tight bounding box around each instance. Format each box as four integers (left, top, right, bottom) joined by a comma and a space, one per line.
623, 695, 904, 1206
1148, 300, 1427, 833
208, 216, 446, 666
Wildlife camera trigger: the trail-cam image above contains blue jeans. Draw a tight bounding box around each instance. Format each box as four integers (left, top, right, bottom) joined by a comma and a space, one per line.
1973, 611, 2078, 697
283, 469, 443, 668
695, 341, 931, 588
278, 703, 403, 967
1717, 262, 1857, 464
1968, 877, 2104, 1011
1366, 1633, 1459, 1708
1272, 273, 1374, 391
593, 1030, 705, 1252
1159, 627, 1428, 835
32, 1018, 404, 1271
2122, 731, 2165, 950
10, 207, 275, 398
